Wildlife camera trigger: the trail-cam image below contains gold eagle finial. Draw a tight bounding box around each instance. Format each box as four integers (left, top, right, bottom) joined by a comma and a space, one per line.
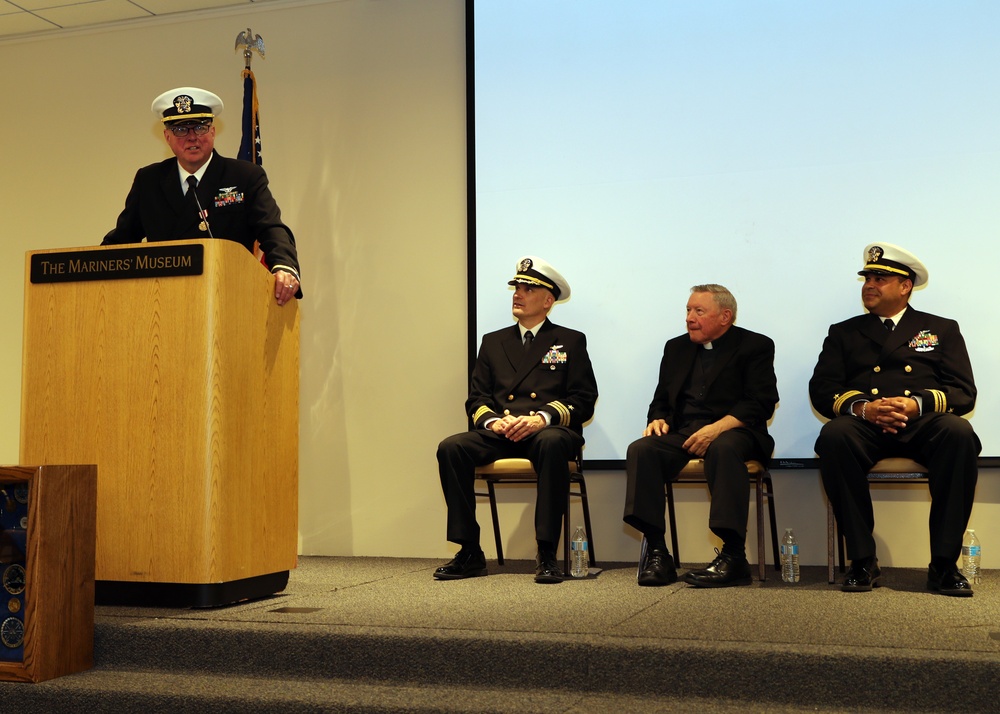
235, 28, 265, 69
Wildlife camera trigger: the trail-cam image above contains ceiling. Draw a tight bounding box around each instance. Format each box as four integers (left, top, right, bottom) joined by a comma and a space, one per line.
0, 0, 279, 40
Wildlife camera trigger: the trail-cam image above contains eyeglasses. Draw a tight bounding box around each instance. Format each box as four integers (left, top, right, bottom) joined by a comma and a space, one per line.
167, 122, 212, 137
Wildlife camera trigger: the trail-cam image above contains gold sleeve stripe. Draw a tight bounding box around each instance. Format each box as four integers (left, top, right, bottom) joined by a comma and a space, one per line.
833, 390, 865, 415
472, 406, 494, 423
547, 401, 571, 425
927, 389, 947, 413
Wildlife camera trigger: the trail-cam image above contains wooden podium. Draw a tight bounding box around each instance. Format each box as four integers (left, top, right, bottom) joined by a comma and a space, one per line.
19, 240, 299, 607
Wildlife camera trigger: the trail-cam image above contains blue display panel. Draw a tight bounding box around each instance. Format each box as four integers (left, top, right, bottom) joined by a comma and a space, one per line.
0, 483, 28, 661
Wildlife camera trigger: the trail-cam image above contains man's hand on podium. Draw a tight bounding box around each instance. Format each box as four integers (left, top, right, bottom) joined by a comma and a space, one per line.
273, 269, 300, 306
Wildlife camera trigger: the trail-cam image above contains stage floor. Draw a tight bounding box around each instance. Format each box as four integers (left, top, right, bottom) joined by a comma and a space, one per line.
98, 555, 1000, 658
4, 556, 997, 712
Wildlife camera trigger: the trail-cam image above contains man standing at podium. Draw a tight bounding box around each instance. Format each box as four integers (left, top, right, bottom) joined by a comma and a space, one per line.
102, 87, 301, 306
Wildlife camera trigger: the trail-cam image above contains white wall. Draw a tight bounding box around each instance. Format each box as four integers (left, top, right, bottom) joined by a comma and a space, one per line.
0, 0, 469, 560
1, 0, 996, 568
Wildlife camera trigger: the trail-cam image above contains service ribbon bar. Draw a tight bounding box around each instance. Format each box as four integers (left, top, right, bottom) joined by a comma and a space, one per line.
30, 244, 204, 284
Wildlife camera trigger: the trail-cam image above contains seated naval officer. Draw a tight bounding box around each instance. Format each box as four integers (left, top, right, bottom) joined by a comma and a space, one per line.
435, 256, 599, 584
810, 243, 979, 596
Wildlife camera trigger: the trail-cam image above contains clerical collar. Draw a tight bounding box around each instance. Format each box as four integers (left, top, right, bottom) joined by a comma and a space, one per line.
701, 325, 737, 351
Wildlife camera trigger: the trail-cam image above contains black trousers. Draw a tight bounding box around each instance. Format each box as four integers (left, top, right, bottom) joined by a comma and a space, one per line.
622, 428, 761, 543
437, 426, 584, 548
815, 413, 979, 563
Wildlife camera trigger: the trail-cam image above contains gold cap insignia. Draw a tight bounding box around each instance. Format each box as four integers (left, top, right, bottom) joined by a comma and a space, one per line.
173, 95, 194, 115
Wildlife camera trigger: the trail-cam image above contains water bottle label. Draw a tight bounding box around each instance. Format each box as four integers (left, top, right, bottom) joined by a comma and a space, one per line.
963, 545, 981, 557
780, 544, 798, 555
572, 541, 588, 552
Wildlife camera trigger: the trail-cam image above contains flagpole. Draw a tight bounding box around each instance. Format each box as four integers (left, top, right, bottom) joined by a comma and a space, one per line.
235, 28, 267, 263
235, 28, 265, 166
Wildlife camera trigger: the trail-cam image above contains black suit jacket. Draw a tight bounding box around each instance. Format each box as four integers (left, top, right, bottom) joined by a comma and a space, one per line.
646, 325, 778, 460
466, 319, 598, 437
809, 307, 976, 420
102, 151, 301, 283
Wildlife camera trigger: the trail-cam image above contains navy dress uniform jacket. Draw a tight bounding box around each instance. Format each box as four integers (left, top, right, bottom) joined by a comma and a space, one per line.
809, 307, 976, 422
466, 319, 598, 435
102, 151, 301, 284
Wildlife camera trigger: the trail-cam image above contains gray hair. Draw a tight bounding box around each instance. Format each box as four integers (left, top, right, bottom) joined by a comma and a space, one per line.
690, 284, 737, 322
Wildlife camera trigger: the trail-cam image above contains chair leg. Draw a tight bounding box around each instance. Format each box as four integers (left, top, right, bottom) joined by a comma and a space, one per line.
576, 478, 596, 566
563, 489, 571, 576
826, 497, 836, 584
764, 474, 780, 572
754, 474, 766, 581
486, 481, 505, 566
665, 480, 681, 566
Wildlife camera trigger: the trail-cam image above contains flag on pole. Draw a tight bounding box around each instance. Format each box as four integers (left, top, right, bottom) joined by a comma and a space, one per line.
239, 67, 268, 265
238, 68, 262, 165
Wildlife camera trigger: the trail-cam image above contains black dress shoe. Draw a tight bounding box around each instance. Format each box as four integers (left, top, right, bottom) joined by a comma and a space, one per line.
683, 550, 752, 588
535, 549, 563, 584
842, 556, 880, 592
433, 549, 487, 580
638, 548, 677, 586
927, 563, 973, 597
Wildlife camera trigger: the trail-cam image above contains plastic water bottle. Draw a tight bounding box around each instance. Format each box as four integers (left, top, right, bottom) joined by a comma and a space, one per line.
570, 526, 589, 578
962, 529, 981, 584
780, 528, 800, 583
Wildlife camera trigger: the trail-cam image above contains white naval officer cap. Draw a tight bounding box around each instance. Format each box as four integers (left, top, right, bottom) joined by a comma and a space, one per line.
152, 87, 223, 124
858, 242, 928, 287
508, 256, 571, 302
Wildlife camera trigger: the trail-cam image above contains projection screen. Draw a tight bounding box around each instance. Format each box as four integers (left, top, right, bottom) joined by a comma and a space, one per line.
472, 1, 1000, 464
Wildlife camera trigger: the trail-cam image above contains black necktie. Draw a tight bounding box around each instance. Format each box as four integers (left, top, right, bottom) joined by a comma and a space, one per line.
186, 176, 200, 211
884, 319, 894, 332
524, 330, 534, 350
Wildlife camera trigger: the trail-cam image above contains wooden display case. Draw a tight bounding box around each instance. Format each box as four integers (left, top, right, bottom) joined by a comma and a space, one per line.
0, 464, 96, 683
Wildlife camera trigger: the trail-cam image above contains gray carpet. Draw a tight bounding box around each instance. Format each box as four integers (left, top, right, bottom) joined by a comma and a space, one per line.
0, 556, 997, 712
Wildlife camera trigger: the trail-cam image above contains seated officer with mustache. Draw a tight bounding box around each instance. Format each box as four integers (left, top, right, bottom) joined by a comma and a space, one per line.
810, 243, 979, 596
